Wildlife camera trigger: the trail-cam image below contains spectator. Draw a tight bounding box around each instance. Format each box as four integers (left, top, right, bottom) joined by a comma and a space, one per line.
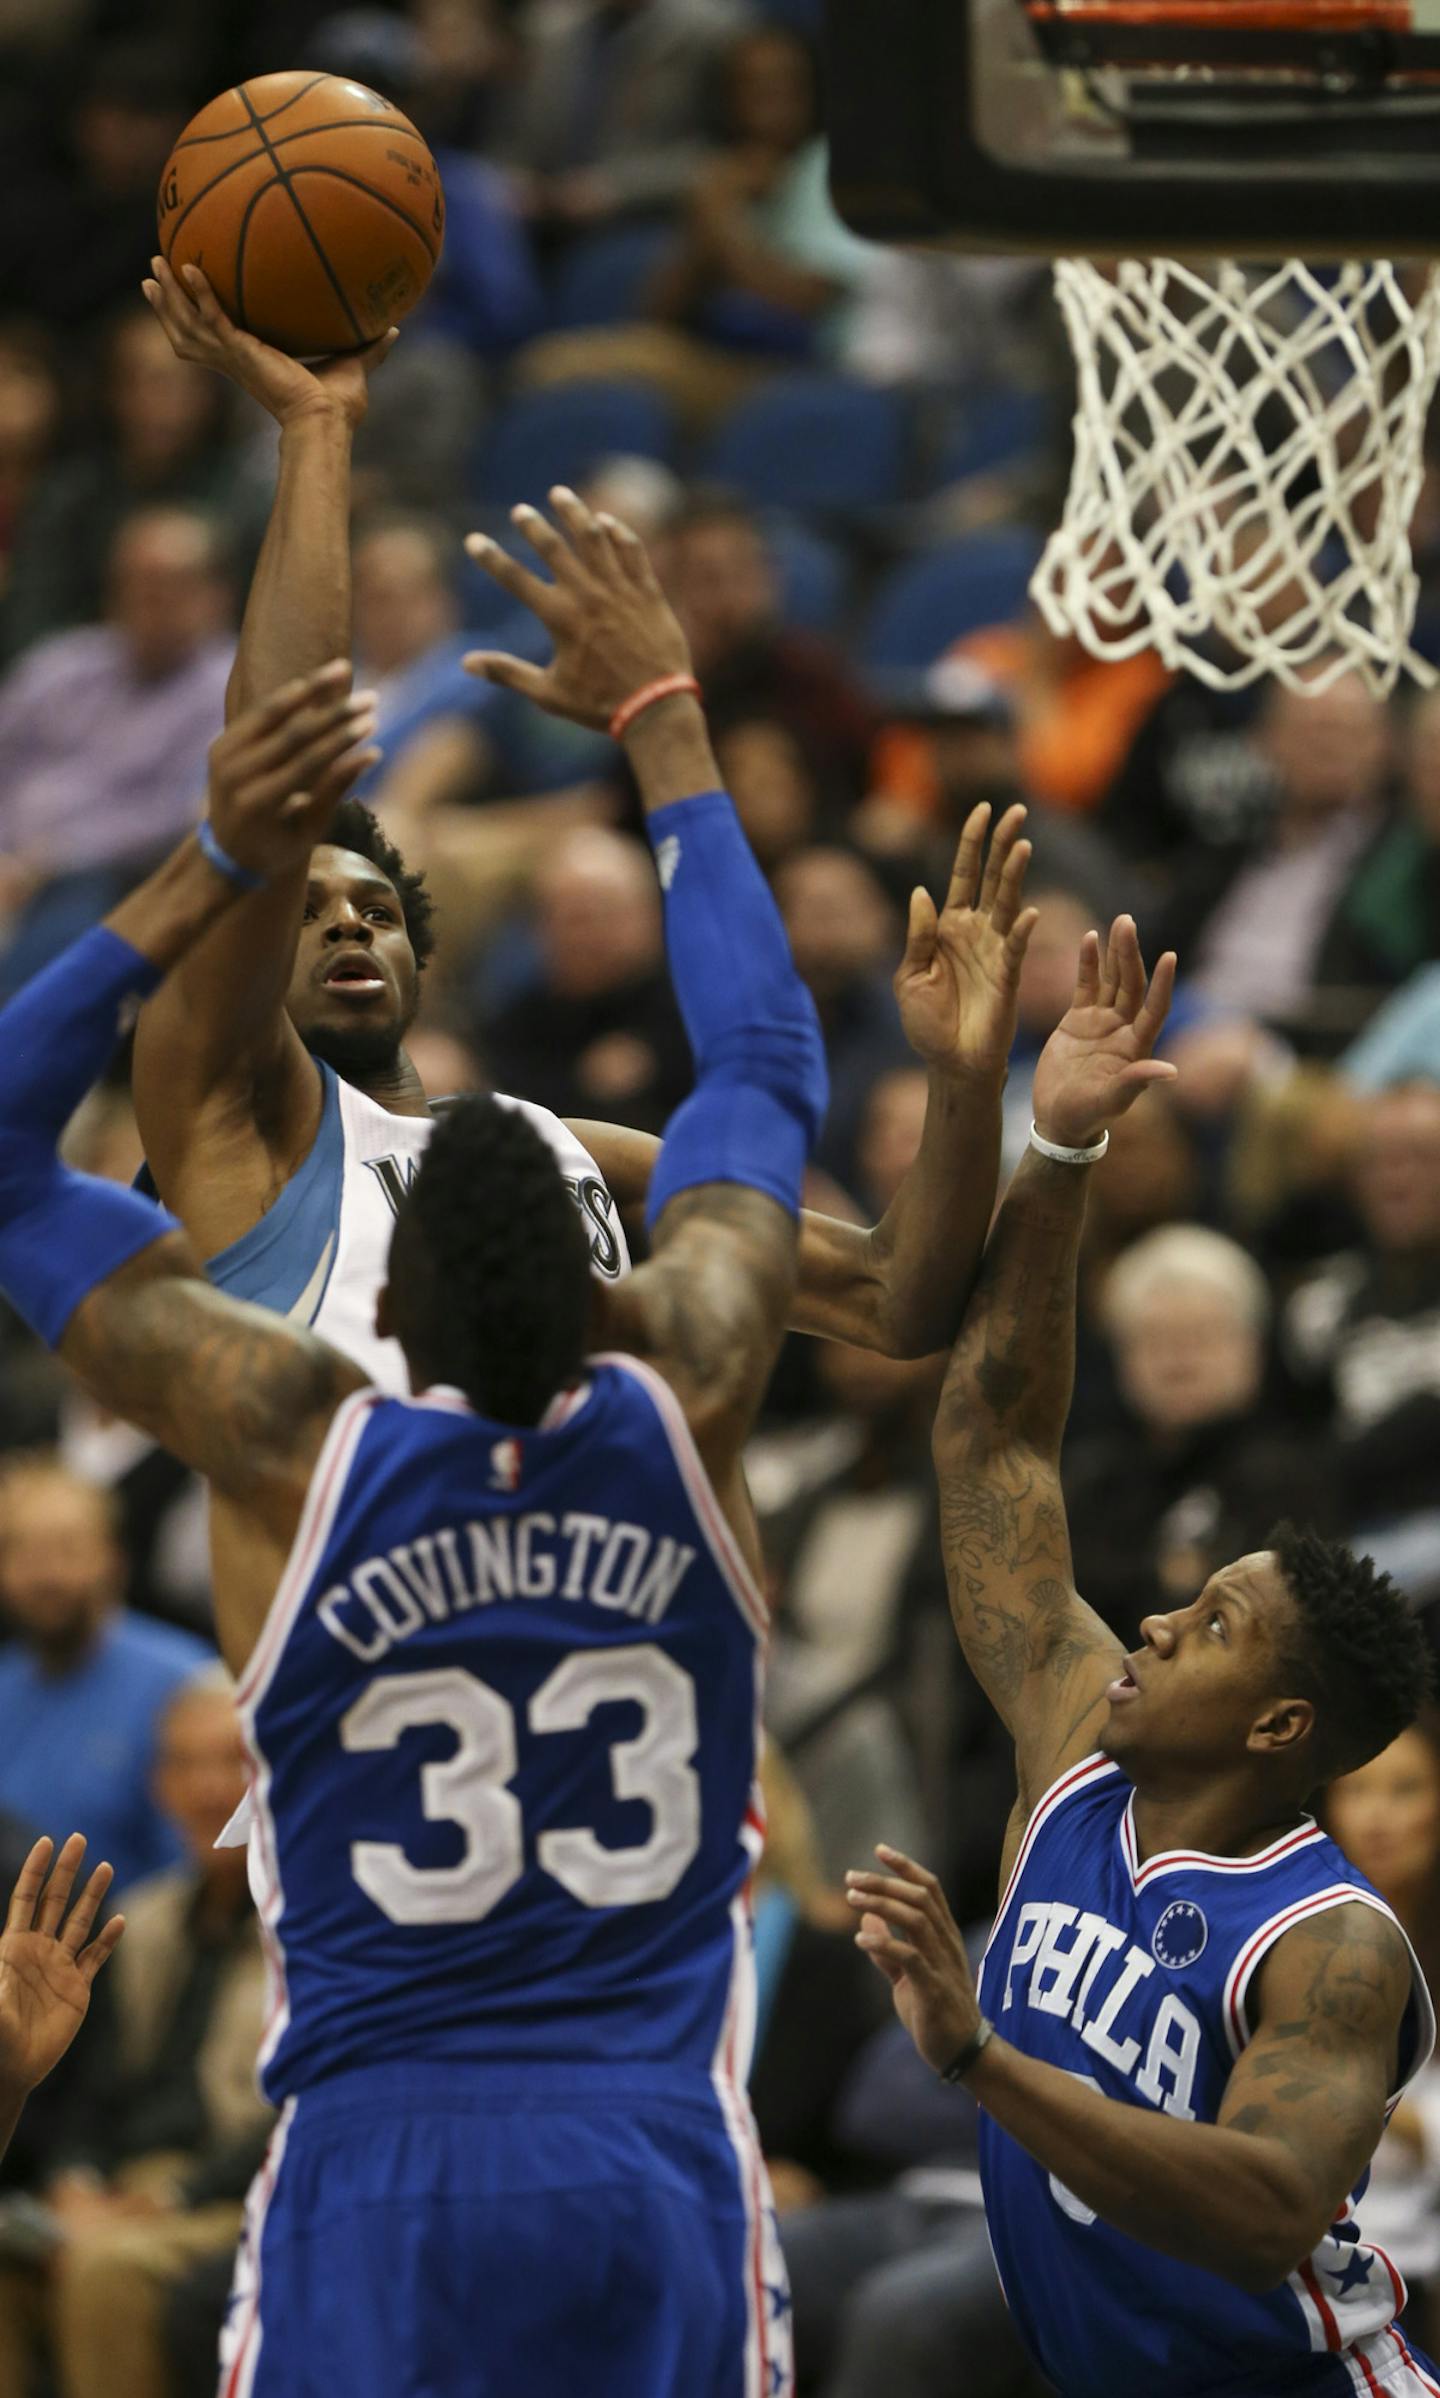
3, 303, 263, 661
774, 844, 910, 1184
1322, 683, 1440, 990
515, 23, 875, 426
660, 498, 875, 809
1283, 1078, 1440, 1589
352, 511, 492, 818
852, 1066, 930, 1219
494, 0, 752, 237
7, 1672, 271, 2398
1325, 1718, 1440, 2347
714, 715, 829, 875
478, 825, 692, 1132
0, 503, 234, 999
0, 1456, 210, 1894
0, 322, 61, 611
1064, 1225, 1335, 1642
1162, 668, 1395, 1037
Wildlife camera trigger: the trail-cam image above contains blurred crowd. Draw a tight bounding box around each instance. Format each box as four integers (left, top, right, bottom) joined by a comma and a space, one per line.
1, 0, 1440, 2393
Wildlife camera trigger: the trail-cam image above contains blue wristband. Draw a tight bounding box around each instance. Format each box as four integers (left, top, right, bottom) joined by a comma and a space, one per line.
196, 818, 266, 893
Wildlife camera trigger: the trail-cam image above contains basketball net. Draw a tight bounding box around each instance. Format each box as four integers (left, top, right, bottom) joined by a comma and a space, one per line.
1032, 256, 1440, 695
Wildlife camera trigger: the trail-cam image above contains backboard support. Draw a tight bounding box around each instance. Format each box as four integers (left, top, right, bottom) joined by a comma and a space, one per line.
823, 0, 1440, 257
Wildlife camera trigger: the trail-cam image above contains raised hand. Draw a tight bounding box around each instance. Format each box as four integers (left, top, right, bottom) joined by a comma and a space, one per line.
205, 662, 380, 881
894, 802, 1038, 1081
1031, 917, 1178, 1152
0, 1836, 123, 2102
141, 255, 397, 431
463, 488, 694, 730
845, 1847, 981, 2075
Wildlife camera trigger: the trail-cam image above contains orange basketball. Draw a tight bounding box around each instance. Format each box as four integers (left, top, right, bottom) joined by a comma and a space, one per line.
157, 71, 445, 356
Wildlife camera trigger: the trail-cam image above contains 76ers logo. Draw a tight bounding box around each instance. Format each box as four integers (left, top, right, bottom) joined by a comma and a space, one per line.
1152, 1900, 1208, 1970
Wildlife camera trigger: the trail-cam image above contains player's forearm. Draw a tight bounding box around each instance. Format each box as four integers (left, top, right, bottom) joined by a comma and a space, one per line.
622, 695, 721, 816
937, 1145, 1090, 1467
227, 412, 353, 722
970, 2037, 1318, 2289
867, 1065, 1005, 1356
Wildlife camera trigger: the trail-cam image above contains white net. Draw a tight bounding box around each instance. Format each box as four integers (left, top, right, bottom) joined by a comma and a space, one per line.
1032, 257, 1440, 696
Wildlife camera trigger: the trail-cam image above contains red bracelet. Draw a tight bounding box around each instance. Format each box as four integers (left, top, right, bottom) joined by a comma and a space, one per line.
609, 673, 702, 743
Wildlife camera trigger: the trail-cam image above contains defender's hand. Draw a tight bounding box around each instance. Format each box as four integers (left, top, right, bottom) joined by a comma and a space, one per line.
205, 663, 380, 881
894, 802, 1038, 1081
463, 488, 694, 731
141, 256, 397, 430
0, 1837, 123, 2101
1031, 917, 1178, 1152
846, 1847, 980, 2074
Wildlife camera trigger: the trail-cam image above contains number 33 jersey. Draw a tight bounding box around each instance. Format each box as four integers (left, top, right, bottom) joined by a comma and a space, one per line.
237, 1357, 768, 2104
977, 1755, 1437, 2398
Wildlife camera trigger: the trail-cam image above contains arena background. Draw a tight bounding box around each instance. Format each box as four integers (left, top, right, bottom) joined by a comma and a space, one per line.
0, 2, 1438, 2388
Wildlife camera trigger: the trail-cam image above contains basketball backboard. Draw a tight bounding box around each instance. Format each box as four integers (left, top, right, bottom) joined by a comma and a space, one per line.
824, 0, 1440, 255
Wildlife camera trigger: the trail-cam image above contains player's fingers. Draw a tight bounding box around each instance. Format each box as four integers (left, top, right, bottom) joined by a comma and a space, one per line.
978, 803, 1027, 916
1098, 919, 1122, 1009
549, 483, 611, 569
1135, 949, 1178, 1051
237, 682, 372, 773
464, 531, 561, 625
875, 1843, 943, 1895
1113, 915, 1147, 1017
1073, 928, 1102, 1008
356, 327, 400, 370
229, 662, 354, 749
248, 723, 381, 815
596, 512, 653, 588
990, 835, 1032, 939
179, 262, 232, 331
854, 1914, 914, 1984
1115, 1059, 1179, 1101
1004, 905, 1040, 971
35, 1833, 85, 1937
896, 887, 938, 982
59, 1860, 112, 1958
4, 1837, 52, 1934
845, 1889, 930, 1946
462, 650, 553, 705
303, 742, 383, 808
77, 1914, 125, 1986
149, 255, 196, 315
944, 802, 991, 915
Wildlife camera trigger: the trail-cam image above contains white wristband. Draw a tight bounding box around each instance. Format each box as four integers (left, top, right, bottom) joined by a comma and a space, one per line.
1029, 1119, 1109, 1166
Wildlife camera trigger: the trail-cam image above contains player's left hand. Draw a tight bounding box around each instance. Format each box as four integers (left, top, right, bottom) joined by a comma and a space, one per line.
1031, 916, 1178, 1152
462, 489, 694, 730
205, 663, 381, 882
845, 1846, 981, 2074
893, 802, 1038, 1081
142, 256, 397, 432
0, 1836, 124, 2102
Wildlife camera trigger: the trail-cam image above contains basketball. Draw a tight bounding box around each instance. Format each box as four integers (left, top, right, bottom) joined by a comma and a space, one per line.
157, 71, 445, 358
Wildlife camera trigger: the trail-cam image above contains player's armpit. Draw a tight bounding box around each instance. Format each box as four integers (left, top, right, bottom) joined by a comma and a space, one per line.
1216, 1902, 1411, 2265
934, 1428, 1121, 1810
598, 1181, 797, 1479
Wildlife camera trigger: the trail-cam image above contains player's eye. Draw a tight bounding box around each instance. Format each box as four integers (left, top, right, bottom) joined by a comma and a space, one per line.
1208, 1611, 1226, 1638
365, 906, 396, 924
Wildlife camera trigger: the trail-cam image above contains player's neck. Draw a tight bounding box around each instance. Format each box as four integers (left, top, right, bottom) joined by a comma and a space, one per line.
350, 1049, 431, 1117
1129, 1778, 1309, 1868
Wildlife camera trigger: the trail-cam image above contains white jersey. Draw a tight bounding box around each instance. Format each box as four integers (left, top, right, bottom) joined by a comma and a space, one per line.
204, 1064, 630, 1393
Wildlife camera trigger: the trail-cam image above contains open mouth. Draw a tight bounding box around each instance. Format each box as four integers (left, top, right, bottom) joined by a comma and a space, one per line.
1108, 1663, 1142, 1705
323, 959, 386, 998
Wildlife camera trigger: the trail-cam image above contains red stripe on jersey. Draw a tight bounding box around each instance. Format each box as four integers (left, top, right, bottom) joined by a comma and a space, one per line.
1298, 2259, 1342, 2352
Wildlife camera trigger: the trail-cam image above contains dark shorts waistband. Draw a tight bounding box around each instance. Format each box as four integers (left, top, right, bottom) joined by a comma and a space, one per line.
284, 2058, 733, 2123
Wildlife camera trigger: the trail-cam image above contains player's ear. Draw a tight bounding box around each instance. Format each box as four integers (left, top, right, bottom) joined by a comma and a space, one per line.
1246, 1694, 1315, 1758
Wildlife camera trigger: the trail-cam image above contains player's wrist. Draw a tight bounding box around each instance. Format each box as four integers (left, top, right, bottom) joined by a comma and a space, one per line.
1030, 1116, 1109, 1162
622, 694, 718, 806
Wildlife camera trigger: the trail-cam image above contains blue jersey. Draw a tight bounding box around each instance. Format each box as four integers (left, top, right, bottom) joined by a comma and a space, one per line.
978, 1754, 1436, 2398
237, 1354, 766, 2104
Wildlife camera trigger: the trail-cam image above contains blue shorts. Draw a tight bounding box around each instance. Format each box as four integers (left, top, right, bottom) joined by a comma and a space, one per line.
220, 2061, 792, 2398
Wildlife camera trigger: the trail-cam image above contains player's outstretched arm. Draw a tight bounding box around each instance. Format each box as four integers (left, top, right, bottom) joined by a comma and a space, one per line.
132, 262, 395, 1252
934, 920, 1177, 1818
0, 671, 376, 1666
848, 1851, 1409, 2291
466, 491, 825, 1483
0, 1836, 124, 2168
569, 802, 1038, 1361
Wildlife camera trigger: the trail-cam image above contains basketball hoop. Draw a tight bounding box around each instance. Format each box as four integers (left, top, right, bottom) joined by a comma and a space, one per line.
1033, 254, 1440, 695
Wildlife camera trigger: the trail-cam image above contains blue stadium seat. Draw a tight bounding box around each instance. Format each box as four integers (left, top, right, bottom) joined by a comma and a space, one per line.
547, 224, 673, 331
475, 382, 677, 510
936, 386, 1058, 489
699, 374, 909, 514
764, 515, 851, 634
860, 531, 1046, 670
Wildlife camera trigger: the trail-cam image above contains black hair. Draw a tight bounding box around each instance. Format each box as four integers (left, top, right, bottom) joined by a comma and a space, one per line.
388, 1097, 591, 1425
1270, 1521, 1434, 1784
323, 798, 436, 973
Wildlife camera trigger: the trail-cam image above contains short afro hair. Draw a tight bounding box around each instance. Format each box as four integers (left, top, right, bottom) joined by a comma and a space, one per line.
1270, 1521, 1433, 1784
387, 1096, 591, 1426
323, 798, 436, 973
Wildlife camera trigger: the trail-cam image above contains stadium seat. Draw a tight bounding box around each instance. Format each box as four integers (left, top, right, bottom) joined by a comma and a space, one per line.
860, 530, 1046, 669
698, 374, 909, 514
935, 385, 1058, 489
547, 223, 673, 331
474, 382, 678, 510
764, 515, 851, 634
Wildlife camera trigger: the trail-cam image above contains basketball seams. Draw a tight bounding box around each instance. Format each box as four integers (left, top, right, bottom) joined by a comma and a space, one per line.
174, 74, 330, 145
285, 165, 440, 265
180, 116, 431, 156
160, 145, 271, 260
236, 85, 365, 347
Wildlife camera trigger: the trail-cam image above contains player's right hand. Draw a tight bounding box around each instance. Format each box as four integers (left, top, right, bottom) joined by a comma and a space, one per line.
1030, 917, 1179, 1152
893, 801, 1038, 1083
462, 488, 695, 732
141, 256, 397, 432
0, 1836, 123, 2103
204, 663, 380, 883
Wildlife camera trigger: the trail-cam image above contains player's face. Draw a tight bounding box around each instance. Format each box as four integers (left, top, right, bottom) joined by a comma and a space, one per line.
287, 845, 419, 1079
1100, 1549, 1311, 1777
